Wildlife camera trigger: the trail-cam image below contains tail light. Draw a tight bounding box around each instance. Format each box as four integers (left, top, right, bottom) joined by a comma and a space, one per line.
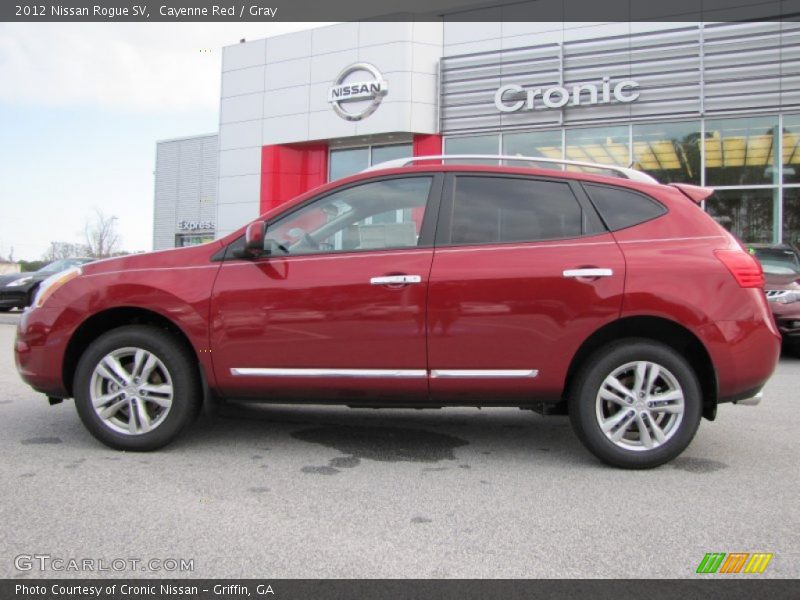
714, 249, 764, 288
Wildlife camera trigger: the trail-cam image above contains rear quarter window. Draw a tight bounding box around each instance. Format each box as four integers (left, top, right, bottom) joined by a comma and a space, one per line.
583, 183, 667, 231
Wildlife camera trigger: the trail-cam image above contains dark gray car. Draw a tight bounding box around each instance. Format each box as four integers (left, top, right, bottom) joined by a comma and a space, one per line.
0, 258, 93, 311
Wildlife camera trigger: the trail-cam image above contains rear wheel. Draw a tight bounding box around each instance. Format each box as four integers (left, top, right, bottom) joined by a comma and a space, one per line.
73, 326, 200, 451
569, 339, 702, 469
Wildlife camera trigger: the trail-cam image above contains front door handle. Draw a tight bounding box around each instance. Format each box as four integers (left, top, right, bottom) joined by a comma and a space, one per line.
370, 275, 422, 285
563, 268, 614, 278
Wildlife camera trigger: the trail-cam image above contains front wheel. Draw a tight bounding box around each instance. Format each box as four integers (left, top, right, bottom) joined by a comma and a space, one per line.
568, 339, 702, 469
73, 326, 200, 451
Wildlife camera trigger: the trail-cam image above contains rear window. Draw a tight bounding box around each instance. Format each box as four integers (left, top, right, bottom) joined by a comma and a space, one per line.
584, 183, 666, 231
449, 176, 584, 245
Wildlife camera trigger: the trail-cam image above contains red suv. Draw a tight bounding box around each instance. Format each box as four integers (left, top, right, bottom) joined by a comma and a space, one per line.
14, 157, 781, 468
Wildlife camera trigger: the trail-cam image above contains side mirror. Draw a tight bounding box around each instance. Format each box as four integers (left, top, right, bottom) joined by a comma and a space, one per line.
244, 221, 266, 257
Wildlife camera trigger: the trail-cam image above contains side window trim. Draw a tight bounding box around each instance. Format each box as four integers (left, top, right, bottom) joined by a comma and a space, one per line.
219, 173, 444, 261
435, 172, 601, 248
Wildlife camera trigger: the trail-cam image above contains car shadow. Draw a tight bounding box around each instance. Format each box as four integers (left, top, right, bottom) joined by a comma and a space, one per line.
176, 401, 592, 466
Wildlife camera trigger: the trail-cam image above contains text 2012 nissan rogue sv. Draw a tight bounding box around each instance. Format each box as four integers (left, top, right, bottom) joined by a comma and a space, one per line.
14, 156, 781, 468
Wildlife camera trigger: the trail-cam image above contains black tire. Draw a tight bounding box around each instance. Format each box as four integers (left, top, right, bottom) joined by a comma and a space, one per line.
0, 307, 11, 312
73, 325, 200, 451
568, 338, 702, 469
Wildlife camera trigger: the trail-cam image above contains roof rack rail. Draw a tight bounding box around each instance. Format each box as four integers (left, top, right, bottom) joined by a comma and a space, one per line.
363, 154, 659, 184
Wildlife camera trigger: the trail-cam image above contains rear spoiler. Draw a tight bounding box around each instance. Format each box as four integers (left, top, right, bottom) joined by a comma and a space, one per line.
668, 183, 715, 205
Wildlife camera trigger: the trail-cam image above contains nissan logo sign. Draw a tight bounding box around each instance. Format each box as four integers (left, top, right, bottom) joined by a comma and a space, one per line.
495, 77, 640, 113
328, 62, 388, 121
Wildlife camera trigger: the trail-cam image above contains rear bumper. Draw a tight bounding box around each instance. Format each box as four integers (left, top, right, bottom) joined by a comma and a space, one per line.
699, 319, 781, 404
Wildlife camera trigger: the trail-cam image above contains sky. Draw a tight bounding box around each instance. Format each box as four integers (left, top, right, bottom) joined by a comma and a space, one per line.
0, 22, 327, 261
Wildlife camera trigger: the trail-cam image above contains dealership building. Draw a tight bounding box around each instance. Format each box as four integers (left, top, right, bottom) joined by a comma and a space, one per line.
153, 19, 800, 250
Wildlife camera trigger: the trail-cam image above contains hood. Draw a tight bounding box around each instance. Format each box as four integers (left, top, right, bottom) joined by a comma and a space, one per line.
764, 273, 800, 290
81, 240, 223, 276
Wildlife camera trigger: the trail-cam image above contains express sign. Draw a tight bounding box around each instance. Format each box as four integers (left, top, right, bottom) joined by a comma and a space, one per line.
494, 77, 640, 113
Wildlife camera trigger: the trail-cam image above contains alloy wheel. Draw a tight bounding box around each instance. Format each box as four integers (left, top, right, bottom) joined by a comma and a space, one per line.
595, 360, 685, 452
89, 347, 174, 435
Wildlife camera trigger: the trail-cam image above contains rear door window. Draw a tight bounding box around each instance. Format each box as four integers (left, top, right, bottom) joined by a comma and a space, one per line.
445, 176, 586, 245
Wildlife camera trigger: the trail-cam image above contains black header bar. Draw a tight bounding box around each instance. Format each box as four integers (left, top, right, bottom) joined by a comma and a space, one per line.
2, 0, 800, 22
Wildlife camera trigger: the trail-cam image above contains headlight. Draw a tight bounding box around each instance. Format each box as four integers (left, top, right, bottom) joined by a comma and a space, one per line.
6, 276, 33, 287
32, 267, 82, 309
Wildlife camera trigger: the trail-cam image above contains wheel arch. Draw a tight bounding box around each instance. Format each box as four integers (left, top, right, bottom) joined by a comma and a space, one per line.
63, 307, 200, 398
564, 316, 718, 420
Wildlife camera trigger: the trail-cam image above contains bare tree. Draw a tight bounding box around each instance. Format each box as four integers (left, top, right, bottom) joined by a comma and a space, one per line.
43, 241, 91, 261
84, 209, 120, 258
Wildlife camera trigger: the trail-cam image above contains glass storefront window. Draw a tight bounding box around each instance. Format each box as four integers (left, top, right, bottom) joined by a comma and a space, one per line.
371, 143, 412, 165
444, 135, 500, 164
565, 125, 629, 167
632, 121, 701, 185
704, 116, 779, 186
329, 147, 369, 181
705, 189, 777, 244
176, 234, 214, 247
502, 129, 563, 170
783, 188, 800, 248
782, 114, 800, 185
329, 144, 412, 181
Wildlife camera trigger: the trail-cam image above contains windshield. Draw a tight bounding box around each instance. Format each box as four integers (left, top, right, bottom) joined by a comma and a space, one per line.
37, 259, 86, 274
751, 247, 800, 275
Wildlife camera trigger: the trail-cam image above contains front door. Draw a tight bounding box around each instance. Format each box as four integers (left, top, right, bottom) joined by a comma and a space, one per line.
210, 174, 442, 402
427, 173, 626, 403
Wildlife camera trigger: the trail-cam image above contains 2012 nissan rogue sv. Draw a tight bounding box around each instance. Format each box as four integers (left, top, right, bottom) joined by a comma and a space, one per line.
14, 156, 781, 468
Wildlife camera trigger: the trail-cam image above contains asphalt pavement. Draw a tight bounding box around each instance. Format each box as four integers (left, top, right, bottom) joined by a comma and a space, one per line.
0, 317, 797, 578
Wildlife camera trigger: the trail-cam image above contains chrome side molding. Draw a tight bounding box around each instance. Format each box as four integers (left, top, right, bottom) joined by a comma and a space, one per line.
231, 368, 539, 379
230, 368, 427, 378
430, 369, 539, 378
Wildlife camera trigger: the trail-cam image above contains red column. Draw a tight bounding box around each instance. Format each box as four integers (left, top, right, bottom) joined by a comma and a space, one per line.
412, 134, 442, 163
259, 143, 328, 214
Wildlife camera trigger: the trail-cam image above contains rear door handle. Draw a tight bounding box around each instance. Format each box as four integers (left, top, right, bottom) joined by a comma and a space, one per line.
563, 268, 613, 278
370, 275, 422, 285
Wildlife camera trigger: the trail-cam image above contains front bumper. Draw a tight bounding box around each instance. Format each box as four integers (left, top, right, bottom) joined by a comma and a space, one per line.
14, 307, 71, 398
769, 302, 800, 342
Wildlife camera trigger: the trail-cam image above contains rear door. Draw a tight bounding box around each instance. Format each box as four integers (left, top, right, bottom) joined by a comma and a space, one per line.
427, 173, 626, 403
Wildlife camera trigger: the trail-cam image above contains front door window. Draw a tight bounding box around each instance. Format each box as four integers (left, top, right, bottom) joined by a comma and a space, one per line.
265, 177, 433, 255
